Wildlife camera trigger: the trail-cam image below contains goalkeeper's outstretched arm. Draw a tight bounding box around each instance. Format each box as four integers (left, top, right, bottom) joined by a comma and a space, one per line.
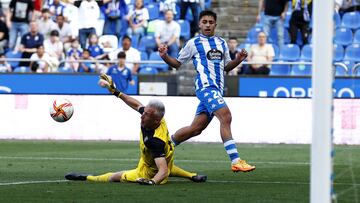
99, 74, 143, 111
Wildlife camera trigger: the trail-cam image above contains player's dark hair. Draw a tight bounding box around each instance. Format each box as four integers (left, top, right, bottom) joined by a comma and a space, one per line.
41, 8, 50, 13
117, 51, 126, 59
122, 35, 132, 42
229, 36, 238, 41
199, 10, 217, 22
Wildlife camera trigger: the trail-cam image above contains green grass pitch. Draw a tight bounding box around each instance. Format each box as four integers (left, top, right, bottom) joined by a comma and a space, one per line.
0, 140, 359, 203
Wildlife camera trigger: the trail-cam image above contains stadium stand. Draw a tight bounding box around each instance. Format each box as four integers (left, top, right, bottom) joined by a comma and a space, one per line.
270, 60, 291, 76
344, 43, 360, 62
341, 11, 360, 30
353, 29, 360, 43
279, 44, 300, 61
334, 43, 345, 62
333, 27, 353, 46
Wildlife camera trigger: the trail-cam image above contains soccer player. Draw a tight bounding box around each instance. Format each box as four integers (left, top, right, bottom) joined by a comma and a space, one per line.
65, 74, 207, 185
158, 10, 256, 173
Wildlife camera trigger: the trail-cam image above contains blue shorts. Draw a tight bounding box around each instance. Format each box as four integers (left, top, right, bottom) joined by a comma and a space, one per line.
195, 87, 227, 120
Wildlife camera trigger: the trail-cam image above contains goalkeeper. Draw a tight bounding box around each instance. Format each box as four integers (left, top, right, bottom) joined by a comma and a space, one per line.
65, 74, 207, 185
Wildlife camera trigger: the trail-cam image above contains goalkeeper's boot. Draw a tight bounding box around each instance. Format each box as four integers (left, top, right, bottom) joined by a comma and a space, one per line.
65, 173, 90, 181
231, 160, 256, 173
191, 174, 207, 183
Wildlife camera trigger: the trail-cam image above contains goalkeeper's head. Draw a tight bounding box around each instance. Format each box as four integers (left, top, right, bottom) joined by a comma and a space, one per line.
141, 100, 165, 129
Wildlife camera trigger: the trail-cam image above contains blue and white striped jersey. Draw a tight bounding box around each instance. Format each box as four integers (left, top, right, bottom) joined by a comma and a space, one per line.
177, 34, 231, 93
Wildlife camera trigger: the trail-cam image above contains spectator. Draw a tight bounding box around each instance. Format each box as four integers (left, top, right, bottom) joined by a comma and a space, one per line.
37, 8, 56, 39
227, 37, 240, 75
179, 0, 200, 37
155, 10, 180, 58
78, 49, 96, 73
7, 0, 34, 50
19, 21, 44, 67
257, 0, 288, 49
29, 45, 52, 72
65, 38, 82, 71
336, 0, 360, 13
108, 35, 140, 74
102, 0, 128, 39
247, 32, 274, 75
106, 51, 135, 92
44, 29, 64, 60
48, 0, 66, 20
75, 0, 100, 49
127, 0, 149, 42
51, 14, 72, 50
289, 0, 312, 45
87, 33, 107, 59
0, 54, 11, 72
0, 17, 9, 54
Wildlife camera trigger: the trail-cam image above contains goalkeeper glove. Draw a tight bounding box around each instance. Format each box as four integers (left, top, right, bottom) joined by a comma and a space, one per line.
136, 178, 156, 185
98, 74, 121, 97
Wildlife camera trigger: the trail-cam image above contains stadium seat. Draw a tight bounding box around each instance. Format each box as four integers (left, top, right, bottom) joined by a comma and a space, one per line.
204, 0, 212, 9
149, 51, 168, 71
334, 64, 348, 76
333, 43, 345, 61
147, 3, 160, 21
291, 61, 312, 76
177, 19, 191, 40
353, 29, 360, 43
344, 43, 360, 62
139, 66, 159, 74
13, 66, 30, 73
333, 12, 341, 28
5, 50, 22, 70
138, 35, 157, 53
341, 11, 360, 30
343, 60, 355, 75
300, 44, 312, 61
272, 44, 280, 60
269, 60, 291, 76
246, 26, 263, 44
140, 51, 148, 60
279, 44, 300, 61
58, 67, 75, 73
131, 34, 140, 49
333, 27, 353, 46
99, 35, 118, 52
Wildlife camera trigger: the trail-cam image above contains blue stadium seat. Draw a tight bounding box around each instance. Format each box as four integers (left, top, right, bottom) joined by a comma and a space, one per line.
335, 64, 348, 76
177, 19, 191, 40
291, 61, 312, 76
138, 35, 157, 53
353, 29, 360, 43
58, 67, 75, 73
279, 44, 300, 61
333, 43, 344, 61
300, 44, 312, 61
146, 3, 160, 21
204, 0, 212, 9
5, 50, 22, 70
13, 66, 30, 73
341, 11, 360, 30
344, 43, 360, 62
333, 27, 353, 46
270, 60, 291, 76
343, 60, 355, 75
149, 51, 168, 71
131, 34, 140, 49
140, 51, 148, 60
139, 66, 159, 74
246, 26, 263, 43
334, 12, 341, 28
272, 43, 280, 60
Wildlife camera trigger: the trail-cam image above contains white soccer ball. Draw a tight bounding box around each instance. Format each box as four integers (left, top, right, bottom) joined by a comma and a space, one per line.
50, 99, 74, 122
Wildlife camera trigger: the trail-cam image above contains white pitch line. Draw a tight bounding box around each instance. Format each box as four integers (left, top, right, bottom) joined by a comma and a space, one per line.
0, 156, 310, 165
0, 179, 359, 187
0, 180, 68, 186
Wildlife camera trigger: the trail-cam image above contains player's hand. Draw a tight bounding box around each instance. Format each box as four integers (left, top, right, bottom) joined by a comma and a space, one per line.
136, 178, 156, 185
237, 48, 248, 62
98, 73, 116, 94
158, 44, 168, 58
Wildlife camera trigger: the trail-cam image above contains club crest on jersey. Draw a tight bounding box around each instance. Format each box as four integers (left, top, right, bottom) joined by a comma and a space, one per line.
207, 49, 223, 62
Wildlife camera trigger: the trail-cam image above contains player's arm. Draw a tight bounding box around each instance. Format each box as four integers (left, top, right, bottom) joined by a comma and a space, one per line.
224, 48, 248, 72
158, 44, 181, 69
98, 74, 143, 111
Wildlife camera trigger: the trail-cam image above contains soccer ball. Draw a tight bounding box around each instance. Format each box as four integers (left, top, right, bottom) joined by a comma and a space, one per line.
50, 99, 74, 122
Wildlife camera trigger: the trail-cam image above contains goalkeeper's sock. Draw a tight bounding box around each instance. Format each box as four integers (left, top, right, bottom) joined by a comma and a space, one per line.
170, 165, 196, 178
170, 134, 180, 146
224, 139, 241, 164
86, 172, 114, 182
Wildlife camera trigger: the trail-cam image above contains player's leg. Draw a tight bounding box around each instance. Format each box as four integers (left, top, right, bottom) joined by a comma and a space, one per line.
170, 165, 207, 183
170, 112, 210, 146
213, 106, 255, 173
65, 172, 116, 182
